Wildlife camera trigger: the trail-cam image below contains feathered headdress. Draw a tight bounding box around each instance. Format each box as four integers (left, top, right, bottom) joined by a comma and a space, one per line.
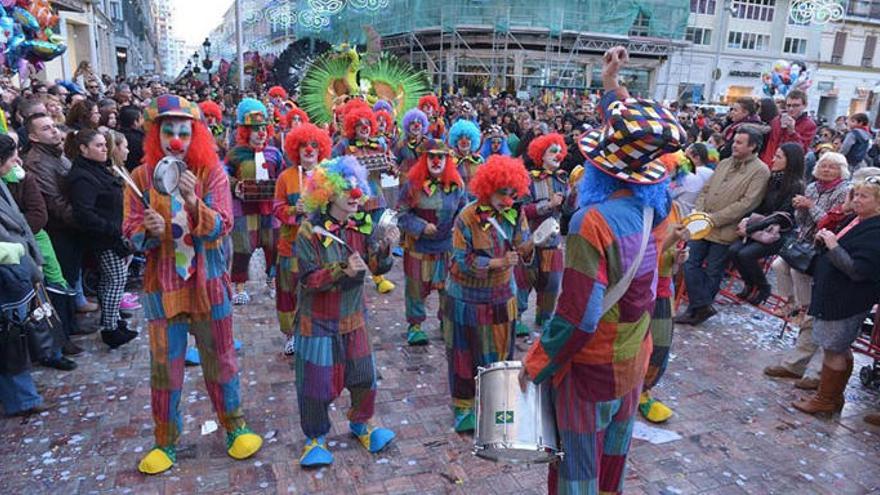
302, 156, 372, 213
469, 155, 530, 203
527, 133, 568, 168
448, 119, 481, 153
283, 123, 332, 166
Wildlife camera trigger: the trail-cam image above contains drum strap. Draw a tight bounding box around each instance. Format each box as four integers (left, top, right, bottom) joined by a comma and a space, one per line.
601, 206, 654, 315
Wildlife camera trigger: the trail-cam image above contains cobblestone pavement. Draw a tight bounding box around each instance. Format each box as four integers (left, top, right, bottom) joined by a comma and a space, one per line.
2, 252, 880, 494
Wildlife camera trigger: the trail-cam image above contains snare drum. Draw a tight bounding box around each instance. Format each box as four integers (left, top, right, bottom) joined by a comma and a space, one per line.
474, 361, 561, 464
682, 211, 714, 240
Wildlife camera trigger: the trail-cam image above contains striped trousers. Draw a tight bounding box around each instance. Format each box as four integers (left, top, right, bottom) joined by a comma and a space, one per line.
442, 295, 516, 410
275, 255, 298, 336
403, 250, 447, 325
294, 328, 376, 438
515, 247, 564, 327
550, 377, 641, 495
231, 213, 278, 283
148, 313, 245, 447
643, 296, 673, 391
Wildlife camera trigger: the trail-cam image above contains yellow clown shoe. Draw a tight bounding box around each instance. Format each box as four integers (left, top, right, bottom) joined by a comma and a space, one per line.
372, 275, 395, 294
639, 391, 673, 423
138, 446, 176, 475
226, 425, 263, 460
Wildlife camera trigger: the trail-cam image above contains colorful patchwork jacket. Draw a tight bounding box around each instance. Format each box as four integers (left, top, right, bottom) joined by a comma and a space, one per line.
397, 178, 466, 254
225, 145, 284, 217
520, 169, 572, 249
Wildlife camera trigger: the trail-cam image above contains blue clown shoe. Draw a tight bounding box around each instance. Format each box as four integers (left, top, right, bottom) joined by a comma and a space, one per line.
184, 347, 201, 366
300, 437, 333, 467
453, 407, 475, 433
234, 339, 243, 351
392, 246, 404, 257
350, 422, 395, 453
515, 321, 530, 337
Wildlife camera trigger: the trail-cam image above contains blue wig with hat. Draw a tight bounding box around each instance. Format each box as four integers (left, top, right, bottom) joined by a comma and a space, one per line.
236, 98, 268, 126
448, 119, 481, 153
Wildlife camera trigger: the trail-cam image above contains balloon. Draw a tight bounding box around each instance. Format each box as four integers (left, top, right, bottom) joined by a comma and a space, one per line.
0, 0, 14, 6
0, 14, 12, 44
20, 38, 64, 61
772, 59, 790, 74
12, 6, 39, 34
16, 55, 27, 78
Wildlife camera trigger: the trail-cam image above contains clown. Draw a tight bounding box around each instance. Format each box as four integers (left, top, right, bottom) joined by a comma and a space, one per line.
418, 94, 446, 140
267, 85, 290, 124
283, 107, 310, 132
122, 94, 263, 475
393, 108, 428, 176
514, 133, 572, 337
444, 155, 534, 432
479, 125, 512, 159
374, 109, 396, 148
522, 46, 684, 495
293, 156, 399, 467
447, 119, 483, 186
396, 139, 466, 346
226, 98, 284, 304
332, 104, 397, 294
198, 100, 228, 159
273, 123, 332, 355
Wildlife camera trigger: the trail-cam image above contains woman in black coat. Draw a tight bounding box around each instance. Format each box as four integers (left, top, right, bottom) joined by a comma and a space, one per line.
66, 129, 136, 349
728, 142, 805, 304
793, 177, 880, 417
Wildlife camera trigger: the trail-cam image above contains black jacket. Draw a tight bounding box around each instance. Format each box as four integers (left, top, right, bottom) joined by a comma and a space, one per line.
755, 171, 802, 216
810, 215, 880, 320
121, 127, 145, 172
66, 156, 125, 252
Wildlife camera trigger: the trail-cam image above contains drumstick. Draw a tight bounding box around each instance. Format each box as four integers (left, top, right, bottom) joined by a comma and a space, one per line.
298, 165, 304, 191
112, 165, 148, 207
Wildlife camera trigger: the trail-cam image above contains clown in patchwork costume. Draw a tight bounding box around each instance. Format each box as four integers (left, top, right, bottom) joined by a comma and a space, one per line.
273, 123, 332, 356
443, 155, 534, 432
513, 133, 573, 337
198, 100, 228, 160
479, 124, 512, 159
447, 119, 483, 188
122, 94, 263, 475
293, 156, 398, 467
522, 47, 684, 495
418, 94, 446, 140
226, 98, 284, 304
393, 108, 428, 177
332, 102, 397, 294
396, 139, 466, 346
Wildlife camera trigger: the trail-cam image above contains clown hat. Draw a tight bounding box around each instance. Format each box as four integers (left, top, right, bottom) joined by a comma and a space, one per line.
143, 94, 202, 131
578, 98, 685, 185
417, 138, 451, 155
236, 98, 268, 126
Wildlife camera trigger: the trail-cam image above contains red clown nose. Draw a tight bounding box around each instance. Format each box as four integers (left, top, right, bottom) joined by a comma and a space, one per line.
501, 197, 514, 208
349, 187, 363, 199
169, 138, 184, 153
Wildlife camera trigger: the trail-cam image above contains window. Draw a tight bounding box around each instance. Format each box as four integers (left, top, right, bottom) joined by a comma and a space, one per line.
732, 0, 776, 21
629, 11, 651, 37
863, 35, 877, 67
109, 0, 122, 20
690, 0, 716, 14
783, 37, 807, 55
788, 13, 810, 25
686, 27, 713, 45
832, 31, 847, 64
727, 31, 771, 51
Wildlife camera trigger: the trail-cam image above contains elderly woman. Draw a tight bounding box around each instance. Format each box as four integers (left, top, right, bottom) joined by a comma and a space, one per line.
764, 151, 850, 389
792, 177, 880, 416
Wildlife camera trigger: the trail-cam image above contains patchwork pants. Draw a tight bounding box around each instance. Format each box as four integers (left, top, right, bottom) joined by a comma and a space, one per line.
643, 296, 673, 391
442, 295, 516, 410
275, 255, 298, 336
231, 213, 278, 284
515, 247, 563, 327
549, 376, 641, 495
403, 250, 447, 326
148, 313, 246, 447
294, 328, 377, 439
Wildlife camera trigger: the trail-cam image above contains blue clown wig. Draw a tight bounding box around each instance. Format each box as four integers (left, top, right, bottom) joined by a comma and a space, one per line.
577, 163, 671, 221
401, 108, 429, 136
373, 100, 394, 114
236, 98, 268, 126
479, 135, 511, 159
447, 119, 481, 153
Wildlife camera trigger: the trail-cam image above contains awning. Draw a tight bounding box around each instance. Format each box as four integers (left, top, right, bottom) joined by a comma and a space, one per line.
51, 0, 86, 13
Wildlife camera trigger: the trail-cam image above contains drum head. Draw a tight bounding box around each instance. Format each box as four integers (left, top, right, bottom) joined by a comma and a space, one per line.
533, 217, 560, 247
683, 212, 714, 240
153, 157, 186, 195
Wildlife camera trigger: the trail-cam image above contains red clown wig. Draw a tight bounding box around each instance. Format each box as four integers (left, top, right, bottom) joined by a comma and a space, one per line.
283, 107, 310, 128
469, 155, 530, 204
343, 107, 377, 140
283, 123, 332, 166
418, 94, 440, 113
374, 110, 394, 133
198, 101, 223, 122
340, 98, 371, 118
527, 133, 568, 168
143, 117, 219, 171
268, 86, 288, 99
407, 153, 462, 193
235, 125, 275, 147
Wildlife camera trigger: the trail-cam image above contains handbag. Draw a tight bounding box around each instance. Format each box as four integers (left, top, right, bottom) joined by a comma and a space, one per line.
778, 236, 818, 274
744, 211, 793, 245
0, 318, 30, 375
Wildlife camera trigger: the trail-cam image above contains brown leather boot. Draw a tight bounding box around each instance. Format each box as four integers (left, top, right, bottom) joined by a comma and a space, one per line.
792, 363, 851, 417
864, 413, 880, 426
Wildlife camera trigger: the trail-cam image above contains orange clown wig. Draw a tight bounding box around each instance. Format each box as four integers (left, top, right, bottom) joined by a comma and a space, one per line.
342, 107, 377, 140
407, 147, 462, 193
527, 133, 568, 168
468, 155, 530, 204
268, 86, 288, 99
418, 94, 440, 114
198, 100, 223, 122
282, 107, 310, 129
283, 123, 332, 167
374, 110, 394, 134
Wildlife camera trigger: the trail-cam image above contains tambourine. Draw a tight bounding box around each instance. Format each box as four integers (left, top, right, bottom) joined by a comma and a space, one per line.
153, 156, 187, 195
533, 217, 560, 247
682, 212, 714, 240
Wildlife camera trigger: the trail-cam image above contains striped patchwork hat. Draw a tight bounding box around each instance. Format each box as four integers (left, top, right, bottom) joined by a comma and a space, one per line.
416, 138, 451, 155
143, 94, 202, 132
578, 98, 686, 184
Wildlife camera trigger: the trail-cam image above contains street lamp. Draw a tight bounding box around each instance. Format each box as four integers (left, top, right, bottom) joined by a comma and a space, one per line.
202, 37, 213, 72
192, 52, 202, 74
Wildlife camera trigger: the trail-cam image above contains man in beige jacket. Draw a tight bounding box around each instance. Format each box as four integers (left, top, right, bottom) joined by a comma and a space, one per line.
675, 127, 770, 325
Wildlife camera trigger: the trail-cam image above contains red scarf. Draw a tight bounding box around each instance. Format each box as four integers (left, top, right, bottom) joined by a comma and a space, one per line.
816, 177, 844, 193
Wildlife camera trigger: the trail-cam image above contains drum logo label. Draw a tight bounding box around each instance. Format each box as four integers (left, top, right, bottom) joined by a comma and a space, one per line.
495, 411, 515, 424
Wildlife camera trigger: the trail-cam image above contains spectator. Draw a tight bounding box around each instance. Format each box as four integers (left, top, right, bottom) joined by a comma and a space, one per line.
675, 127, 770, 325
757, 97, 779, 125
13, 97, 46, 151
118, 105, 144, 171
867, 132, 880, 168
65, 99, 100, 131
99, 108, 117, 129
805, 126, 838, 179
84, 78, 102, 102
760, 90, 818, 165
728, 142, 805, 304
839, 112, 872, 170
719, 98, 762, 160
793, 177, 880, 417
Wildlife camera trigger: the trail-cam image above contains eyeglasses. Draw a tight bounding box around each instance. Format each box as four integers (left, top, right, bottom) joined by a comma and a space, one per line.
862, 175, 880, 186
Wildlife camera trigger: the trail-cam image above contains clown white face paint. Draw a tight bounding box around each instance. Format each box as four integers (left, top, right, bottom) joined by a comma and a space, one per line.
249, 125, 268, 150
408, 120, 423, 137
355, 119, 372, 140
490, 187, 515, 212
421, 105, 434, 118
160, 118, 193, 158
299, 140, 320, 170
329, 176, 363, 218
377, 118, 387, 134
290, 114, 303, 130
457, 136, 471, 154
428, 154, 446, 177
543, 144, 562, 170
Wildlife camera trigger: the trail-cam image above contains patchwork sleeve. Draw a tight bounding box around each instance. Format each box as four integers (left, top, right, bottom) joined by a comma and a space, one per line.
295, 225, 346, 292
273, 171, 300, 226
396, 183, 427, 237
451, 214, 491, 279
187, 167, 233, 241
122, 168, 160, 252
